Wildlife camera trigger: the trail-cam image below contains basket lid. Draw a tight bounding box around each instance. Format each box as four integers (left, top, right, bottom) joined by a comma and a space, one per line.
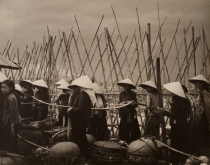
93, 141, 121, 150
50, 142, 80, 158
127, 137, 158, 155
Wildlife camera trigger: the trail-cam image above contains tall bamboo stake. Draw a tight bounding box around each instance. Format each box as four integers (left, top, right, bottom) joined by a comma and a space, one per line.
184, 28, 190, 90
96, 35, 107, 91
192, 27, 196, 76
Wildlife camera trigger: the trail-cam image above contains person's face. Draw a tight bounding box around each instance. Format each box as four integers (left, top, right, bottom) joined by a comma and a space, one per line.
66, 90, 73, 95
74, 87, 80, 92
194, 81, 203, 90
146, 86, 153, 92
122, 84, 130, 91
1, 83, 11, 95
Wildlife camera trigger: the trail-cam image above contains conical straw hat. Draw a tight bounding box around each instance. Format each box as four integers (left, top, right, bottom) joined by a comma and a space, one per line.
117, 78, 136, 89
0, 71, 8, 82
15, 84, 23, 93
68, 75, 94, 89
189, 74, 209, 85
139, 80, 157, 90
93, 83, 104, 94
163, 82, 186, 98
54, 79, 69, 86
57, 83, 71, 90
33, 79, 48, 88
19, 80, 33, 86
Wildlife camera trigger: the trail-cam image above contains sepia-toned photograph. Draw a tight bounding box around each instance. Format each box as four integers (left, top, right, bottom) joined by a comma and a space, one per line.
0, 0, 209, 164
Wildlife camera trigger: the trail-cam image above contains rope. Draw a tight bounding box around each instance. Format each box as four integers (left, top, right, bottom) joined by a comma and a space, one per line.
32, 96, 132, 110
155, 140, 204, 162
0, 150, 25, 158
17, 134, 50, 152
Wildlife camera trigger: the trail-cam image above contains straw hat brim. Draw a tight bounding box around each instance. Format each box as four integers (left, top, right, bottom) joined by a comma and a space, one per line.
139, 84, 157, 90
163, 82, 186, 98
189, 74, 210, 86
117, 83, 136, 89
20, 80, 33, 86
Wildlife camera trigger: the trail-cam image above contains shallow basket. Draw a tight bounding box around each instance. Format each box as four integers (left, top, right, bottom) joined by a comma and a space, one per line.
126, 153, 158, 165
91, 141, 123, 164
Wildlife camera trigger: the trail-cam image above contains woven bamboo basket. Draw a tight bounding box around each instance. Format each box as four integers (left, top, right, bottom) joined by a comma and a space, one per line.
91, 141, 123, 164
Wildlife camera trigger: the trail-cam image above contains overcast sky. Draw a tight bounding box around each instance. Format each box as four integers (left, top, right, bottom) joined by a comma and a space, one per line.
0, 0, 209, 82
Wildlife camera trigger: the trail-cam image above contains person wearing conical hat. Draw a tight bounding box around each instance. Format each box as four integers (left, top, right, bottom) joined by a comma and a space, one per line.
117, 78, 141, 144
188, 74, 210, 150
19, 80, 34, 120
32, 79, 50, 121
0, 80, 22, 153
159, 82, 189, 165
55, 83, 72, 127
139, 80, 160, 138
68, 75, 95, 160
0, 72, 8, 140
89, 83, 108, 141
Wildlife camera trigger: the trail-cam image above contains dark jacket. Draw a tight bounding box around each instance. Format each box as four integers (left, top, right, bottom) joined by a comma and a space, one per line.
70, 91, 92, 122
56, 93, 70, 115
164, 95, 189, 127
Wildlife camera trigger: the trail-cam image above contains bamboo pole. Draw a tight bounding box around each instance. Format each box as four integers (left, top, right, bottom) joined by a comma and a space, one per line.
160, 19, 180, 82
1, 40, 10, 56
192, 27, 196, 76
96, 35, 107, 92
74, 15, 104, 76
156, 57, 169, 163
72, 31, 86, 76
136, 8, 148, 76
178, 37, 201, 81
174, 36, 182, 81
63, 32, 74, 79
106, 28, 119, 88
183, 28, 190, 90
134, 33, 143, 84
104, 28, 115, 92
111, 6, 132, 78
99, 28, 118, 83
117, 30, 136, 81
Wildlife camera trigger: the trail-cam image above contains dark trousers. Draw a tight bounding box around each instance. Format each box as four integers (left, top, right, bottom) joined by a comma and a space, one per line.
0, 120, 18, 153
119, 116, 141, 144
90, 114, 108, 141
71, 115, 89, 159
144, 115, 160, 139
33, 108, 48, 121
171, 124, 188, 165
57, 114, 68, 127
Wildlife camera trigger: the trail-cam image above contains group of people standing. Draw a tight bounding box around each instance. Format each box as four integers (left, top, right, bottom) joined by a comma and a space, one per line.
0, 71, 209, 165
0, 72, 50, 152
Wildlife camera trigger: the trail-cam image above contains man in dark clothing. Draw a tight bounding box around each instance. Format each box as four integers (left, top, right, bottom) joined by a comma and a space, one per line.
161, 82, 190, 165
117, 78, 141, 144
68, 77, 94, 160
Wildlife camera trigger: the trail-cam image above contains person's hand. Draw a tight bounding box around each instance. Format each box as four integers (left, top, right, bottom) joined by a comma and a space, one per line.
158, 107, 165, 113
67, 107, 73, 113
131, 100, 136, 106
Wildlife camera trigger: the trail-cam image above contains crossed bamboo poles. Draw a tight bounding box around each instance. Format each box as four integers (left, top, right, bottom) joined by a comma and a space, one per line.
0, 6, 209, 91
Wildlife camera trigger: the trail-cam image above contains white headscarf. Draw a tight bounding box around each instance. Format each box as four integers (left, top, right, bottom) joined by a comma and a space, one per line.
80, 87, 97, 106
